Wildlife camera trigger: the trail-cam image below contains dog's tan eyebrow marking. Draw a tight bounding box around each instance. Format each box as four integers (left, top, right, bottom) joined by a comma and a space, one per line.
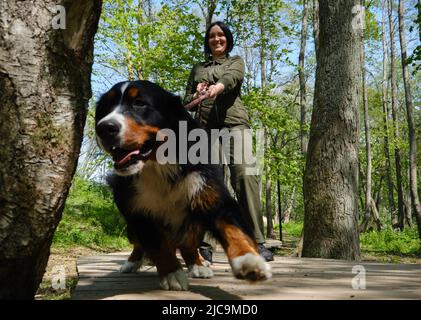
127, 87, 139, 98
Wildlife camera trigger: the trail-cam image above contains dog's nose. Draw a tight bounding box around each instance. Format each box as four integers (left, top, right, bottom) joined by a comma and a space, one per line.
96, 120, 121, 140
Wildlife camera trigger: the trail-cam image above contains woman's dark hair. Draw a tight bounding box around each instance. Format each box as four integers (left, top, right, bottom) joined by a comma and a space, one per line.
204, 21, 234, 57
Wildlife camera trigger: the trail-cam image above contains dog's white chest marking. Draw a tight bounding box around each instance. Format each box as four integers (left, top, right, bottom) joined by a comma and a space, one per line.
131, 163, 205, 226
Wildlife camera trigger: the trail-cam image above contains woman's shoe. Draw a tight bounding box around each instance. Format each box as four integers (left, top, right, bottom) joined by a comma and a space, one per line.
258, 244, 274, 262
199, 246, 213, 264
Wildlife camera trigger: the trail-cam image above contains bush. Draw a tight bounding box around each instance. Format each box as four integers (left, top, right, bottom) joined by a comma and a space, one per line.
360, 226, 421, 256
53, 176, 129, 250
275, 221, 303, 238
276, 219, 420, 257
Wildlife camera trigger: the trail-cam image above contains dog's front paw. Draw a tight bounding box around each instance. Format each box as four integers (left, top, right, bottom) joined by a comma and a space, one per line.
188, 264, 214, 278
231, 253, 272, 281
120, 260, 142, 273
160, 269, 189, 291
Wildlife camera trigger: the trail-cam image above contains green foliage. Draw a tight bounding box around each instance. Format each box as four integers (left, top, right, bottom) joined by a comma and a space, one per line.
244, 86, 303, 183
360, 227, 421, 256
407, 2, 421, 74
279, 221, 303, 238
278, 221, 421, 257
226, 0, 295, 81
80, 0, 421, 258
243, 84, 305, 219
96, 0, 203, 93
364, 5, 381, 41
407, 45, 421, 74
53, 176, 129, 250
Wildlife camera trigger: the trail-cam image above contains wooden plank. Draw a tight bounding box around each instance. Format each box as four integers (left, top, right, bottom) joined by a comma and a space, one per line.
72, 250, 421, 300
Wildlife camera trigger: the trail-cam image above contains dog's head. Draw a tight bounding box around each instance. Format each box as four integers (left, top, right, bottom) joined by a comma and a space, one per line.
95, 80, 183, 176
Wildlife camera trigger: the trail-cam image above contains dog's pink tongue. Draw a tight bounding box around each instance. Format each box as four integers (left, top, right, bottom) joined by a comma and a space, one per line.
115, 150, 140, 165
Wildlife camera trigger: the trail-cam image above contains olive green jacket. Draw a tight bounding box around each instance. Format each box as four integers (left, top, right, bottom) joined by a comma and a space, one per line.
183, 55, 250, 129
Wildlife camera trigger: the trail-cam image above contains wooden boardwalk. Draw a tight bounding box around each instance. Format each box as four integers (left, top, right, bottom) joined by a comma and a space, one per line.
72, 250, 421, 300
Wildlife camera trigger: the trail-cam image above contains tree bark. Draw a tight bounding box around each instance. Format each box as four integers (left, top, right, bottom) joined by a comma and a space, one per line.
398, 0, 421, 240
360, 16, 374, 233
277, 179, 283, 241
0, 0, 102, 299
257, 1, 267, 89
369, 198, 382, 231
299, 0, 308, 155
264, 133, 274, 239
197, 0, 218, 31
387, 0, 405, 230
374, 172, 384, 213
359, 6, 381, 233
205, 0, 218, 30
312, 0, 320, 57
283, 186, 296, 224
418, 0, 421, 42
266, 177, 275, 239
134, 0, 149, 80
302, 0, 361, 260
381, 0, 396, 223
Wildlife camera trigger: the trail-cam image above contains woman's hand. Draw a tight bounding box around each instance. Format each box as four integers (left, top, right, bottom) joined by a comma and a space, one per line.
193, 81, 209, 99
196, 82, 208, 94
207, 83, 225, 98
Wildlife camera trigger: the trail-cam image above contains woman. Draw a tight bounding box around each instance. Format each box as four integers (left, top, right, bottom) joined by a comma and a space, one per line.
183, 21, 274, 262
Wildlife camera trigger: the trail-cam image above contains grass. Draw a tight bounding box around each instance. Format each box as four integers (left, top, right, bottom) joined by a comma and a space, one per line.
360, 226, 421, 256
53, 176, 130, 250
36, 277, 79, 300
278, 221, 303, 238
37, 177, 131, 300
273, 220, 421, 261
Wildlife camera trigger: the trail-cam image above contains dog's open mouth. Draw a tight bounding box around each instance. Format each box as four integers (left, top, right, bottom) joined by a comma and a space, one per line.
111, 141, 154, 170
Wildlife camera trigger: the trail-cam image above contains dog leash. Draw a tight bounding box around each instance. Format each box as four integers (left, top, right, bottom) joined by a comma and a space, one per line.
184, 91, 210, 111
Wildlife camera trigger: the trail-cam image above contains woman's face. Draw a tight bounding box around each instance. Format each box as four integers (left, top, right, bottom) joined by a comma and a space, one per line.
208, 25, 227, 57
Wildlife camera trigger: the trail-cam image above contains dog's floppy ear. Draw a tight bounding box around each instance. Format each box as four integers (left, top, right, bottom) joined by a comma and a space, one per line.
95, 91, 113, 124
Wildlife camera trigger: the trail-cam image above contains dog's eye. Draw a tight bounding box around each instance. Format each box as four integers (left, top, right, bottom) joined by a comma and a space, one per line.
133, 98, 147, 108
132, 100, 150, 117
133, 100, 150, 114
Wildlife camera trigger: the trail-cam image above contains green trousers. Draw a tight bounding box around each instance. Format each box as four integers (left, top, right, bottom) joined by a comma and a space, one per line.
203, 125, 265, 248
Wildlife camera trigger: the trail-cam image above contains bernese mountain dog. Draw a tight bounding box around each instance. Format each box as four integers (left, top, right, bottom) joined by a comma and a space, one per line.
95, 80, 271, 291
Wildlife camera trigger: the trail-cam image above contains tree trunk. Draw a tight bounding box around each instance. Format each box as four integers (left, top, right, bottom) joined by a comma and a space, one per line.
135, 0, 150, 80
299, 0, 308, 155
370, 198, 382, 231
266, 177, 275, 239
264, 132, 274, 239
302, 0, 361, 260
205, 0, 218, 30
418, 0, 421, 42
388, 0, 405, 230
277, 179, 283, 241
374, 173, 384, 212
398, 0, 421, 240
0, 0, 102, 299
360, 19, 374, 233
381, 0, 396, 223
359, 8, 382, 233
283, 186, 296, 224
257, 1, 266, 89
289, 186, 297, 220
283, 204, 291, 224
403, 187, 413, 228
312, 0, 320, 57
